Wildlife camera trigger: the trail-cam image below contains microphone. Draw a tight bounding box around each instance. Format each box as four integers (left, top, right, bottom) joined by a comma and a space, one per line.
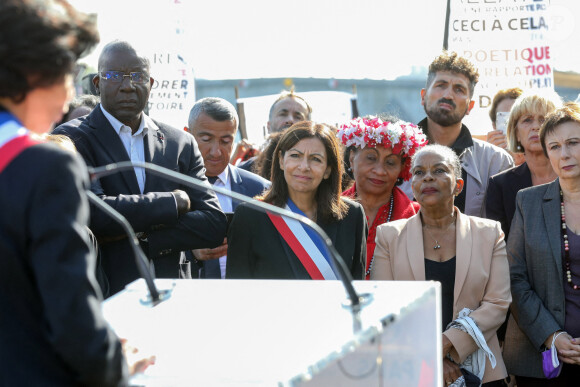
88, 161, 373, 332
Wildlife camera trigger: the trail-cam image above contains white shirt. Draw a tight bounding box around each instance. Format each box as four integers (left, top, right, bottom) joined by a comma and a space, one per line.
100, 105, 158, 193
212, 166, 232, 279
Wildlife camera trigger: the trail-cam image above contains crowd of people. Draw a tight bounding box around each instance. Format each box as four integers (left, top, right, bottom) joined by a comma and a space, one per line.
2, 0, 580, 385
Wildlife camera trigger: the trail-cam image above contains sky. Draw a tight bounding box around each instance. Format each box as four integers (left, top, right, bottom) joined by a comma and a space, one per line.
68, 0, 580, 81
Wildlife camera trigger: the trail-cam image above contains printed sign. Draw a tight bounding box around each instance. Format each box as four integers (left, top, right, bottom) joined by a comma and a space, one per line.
446, 0, 554, 135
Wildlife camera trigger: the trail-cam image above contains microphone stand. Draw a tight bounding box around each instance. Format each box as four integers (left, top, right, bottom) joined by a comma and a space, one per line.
89, 162, 373, 332
85, 191, 168, 306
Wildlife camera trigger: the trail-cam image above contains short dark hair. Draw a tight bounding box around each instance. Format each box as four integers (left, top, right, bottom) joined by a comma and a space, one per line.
540, 102, 580, 157
188, 97, 238, 129
255, 131, 284, 180
260, 121, 348, 222
0, 0, 99, 103
489, 87, 523, 124
268, 91, 313, 121
426, 52, 479, 97
97, 40, 150, 73
69, 94, 100, 111
57, 94, 100, 125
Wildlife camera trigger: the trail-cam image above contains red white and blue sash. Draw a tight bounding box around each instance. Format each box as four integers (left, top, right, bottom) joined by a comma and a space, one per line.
0, 111, 41, 173
267, 199, 337, 280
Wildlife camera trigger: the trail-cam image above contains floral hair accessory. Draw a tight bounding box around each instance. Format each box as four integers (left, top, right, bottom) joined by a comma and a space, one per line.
337, 116, 428, 181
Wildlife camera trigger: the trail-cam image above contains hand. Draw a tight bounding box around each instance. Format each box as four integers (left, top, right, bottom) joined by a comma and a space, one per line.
192, 238, 227, 260
553, 333, 580, 365
172, 189, 190, 215
230, 140, 258, 163
442, 334, 454, 358
120, 338, 156, 375
442, 358, 462, 386
486, 130, 508, 149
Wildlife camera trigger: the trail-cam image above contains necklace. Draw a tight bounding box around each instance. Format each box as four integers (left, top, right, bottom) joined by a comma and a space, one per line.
366, 194, 394, 277
560, 190, 580, 290
422, 213, 456, 250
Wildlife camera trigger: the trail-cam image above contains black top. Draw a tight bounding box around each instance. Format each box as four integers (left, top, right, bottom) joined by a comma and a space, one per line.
425, 257, 457, 330
563, 227, 580, 338
226, 199, 367, 280
418, 118, 474, 213
485, 162, 532, 241
0, 123, 127, 385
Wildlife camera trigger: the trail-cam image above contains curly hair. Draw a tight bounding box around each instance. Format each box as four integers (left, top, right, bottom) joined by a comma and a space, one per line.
0, 0, 99, 103
412, 144, 462, 181
426, 51, 479, 97
259, 121, 348, 222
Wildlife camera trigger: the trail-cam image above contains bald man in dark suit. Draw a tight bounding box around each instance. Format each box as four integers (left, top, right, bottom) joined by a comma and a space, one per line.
55, 41, 227, 295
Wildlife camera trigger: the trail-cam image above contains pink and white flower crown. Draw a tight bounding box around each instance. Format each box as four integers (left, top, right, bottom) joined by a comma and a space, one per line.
337, 116, 428, 181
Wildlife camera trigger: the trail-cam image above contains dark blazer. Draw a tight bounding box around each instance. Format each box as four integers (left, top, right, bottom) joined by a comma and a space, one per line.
485, 162, 532, 240
0, 142, 127, 386
503, 179, 567, 378
54, 106, 227, 294
226, 198, 367, 280
201, 165, 270, 278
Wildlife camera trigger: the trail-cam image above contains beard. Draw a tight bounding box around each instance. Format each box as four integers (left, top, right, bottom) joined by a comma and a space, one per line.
424, 98, 469, 127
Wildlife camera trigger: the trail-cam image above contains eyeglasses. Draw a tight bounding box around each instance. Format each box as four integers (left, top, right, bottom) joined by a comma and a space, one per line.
100, 71, 149, 84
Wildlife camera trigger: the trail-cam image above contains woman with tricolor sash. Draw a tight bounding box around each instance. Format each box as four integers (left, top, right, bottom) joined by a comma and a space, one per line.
226, 121, 367, 280
0, 0, 158, 384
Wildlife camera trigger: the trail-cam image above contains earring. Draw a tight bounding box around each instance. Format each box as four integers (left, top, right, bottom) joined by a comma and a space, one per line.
517, 144, 523, 151
347, 167, 352, 172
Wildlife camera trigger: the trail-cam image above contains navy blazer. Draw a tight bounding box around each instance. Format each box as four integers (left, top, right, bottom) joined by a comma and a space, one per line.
226, 198, 367, 280
485, 162, 532, 241
54, 106, 227, 294
201, 165, 270, 278
0, 142, 127, 385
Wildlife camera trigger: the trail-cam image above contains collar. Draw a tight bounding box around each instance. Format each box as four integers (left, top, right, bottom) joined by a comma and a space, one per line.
100, 105, 157, 136
215, 165, 230, 185
418, 117, 474, 157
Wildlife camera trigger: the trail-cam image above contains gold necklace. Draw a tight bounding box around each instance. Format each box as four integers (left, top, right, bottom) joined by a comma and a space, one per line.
422, 215, 456, 250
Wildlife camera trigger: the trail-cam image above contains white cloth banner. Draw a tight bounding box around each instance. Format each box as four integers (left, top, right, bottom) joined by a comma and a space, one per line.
145, 0, 195, 130
446, 0, 554, 135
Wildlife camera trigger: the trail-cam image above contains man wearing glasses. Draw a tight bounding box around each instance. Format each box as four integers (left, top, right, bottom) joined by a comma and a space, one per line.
54, 41, 227, 296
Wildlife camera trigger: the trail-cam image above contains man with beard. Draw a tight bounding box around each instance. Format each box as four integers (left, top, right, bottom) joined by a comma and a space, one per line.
408, 52, 513, 217
238, 91, 312, 175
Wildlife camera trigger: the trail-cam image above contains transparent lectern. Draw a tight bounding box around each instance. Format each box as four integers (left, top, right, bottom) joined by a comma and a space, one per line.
103, 279, 441, 386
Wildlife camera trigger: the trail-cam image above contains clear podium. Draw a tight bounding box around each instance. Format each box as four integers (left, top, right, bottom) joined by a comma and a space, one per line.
103, 279, 441, 386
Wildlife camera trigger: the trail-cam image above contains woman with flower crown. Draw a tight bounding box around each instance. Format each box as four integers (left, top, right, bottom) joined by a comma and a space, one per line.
339, 114, 427, 279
